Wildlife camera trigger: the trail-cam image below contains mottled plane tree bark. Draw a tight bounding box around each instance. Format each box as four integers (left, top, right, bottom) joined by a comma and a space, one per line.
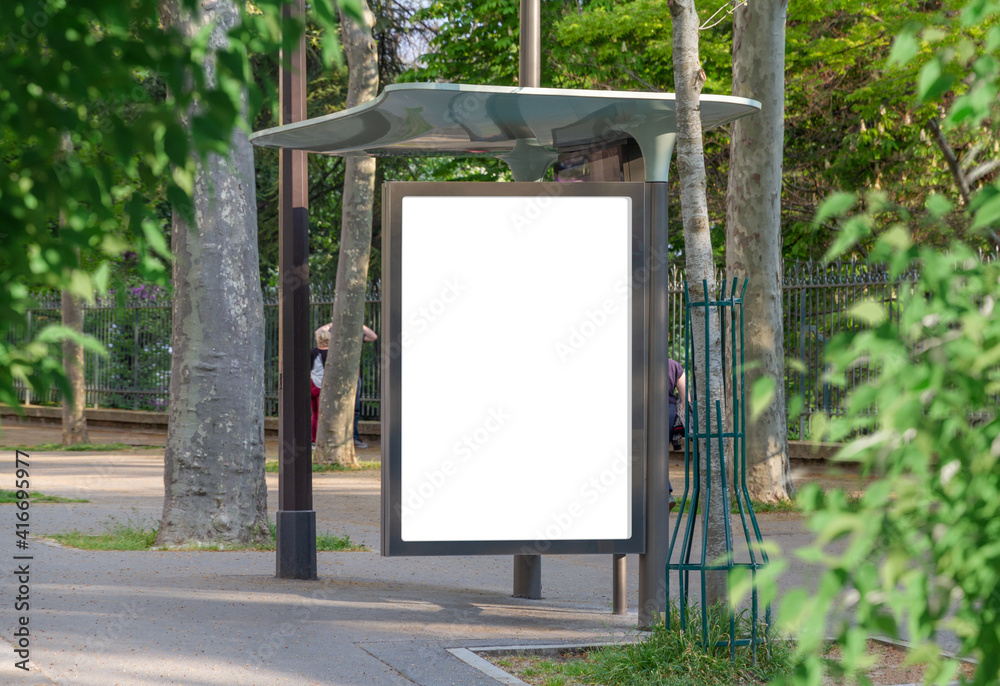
315, 0, 379, 468
156, 0, 268, 545
668, 0, 729, 605
725, 0, 794, 502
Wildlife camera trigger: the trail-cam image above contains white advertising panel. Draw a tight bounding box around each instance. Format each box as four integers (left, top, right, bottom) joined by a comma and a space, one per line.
382, 183, 646, 555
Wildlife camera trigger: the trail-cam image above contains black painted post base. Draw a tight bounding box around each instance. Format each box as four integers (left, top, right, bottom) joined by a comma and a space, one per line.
276, 509, 317, 580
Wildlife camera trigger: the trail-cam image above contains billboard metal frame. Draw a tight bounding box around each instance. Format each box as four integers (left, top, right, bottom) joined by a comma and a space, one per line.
381, 181, 649, 556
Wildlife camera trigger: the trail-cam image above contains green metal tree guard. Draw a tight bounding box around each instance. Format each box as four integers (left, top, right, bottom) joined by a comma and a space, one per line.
666, 277, 771, 660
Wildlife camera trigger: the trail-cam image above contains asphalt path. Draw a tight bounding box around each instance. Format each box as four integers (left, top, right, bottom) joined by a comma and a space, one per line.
0, 422, 840, 685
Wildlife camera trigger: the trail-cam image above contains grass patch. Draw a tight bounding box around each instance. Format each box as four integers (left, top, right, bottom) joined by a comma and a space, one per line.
745, 498, 797, 514
492, 604, 791, 686
586, 605, 791, 686
48, 519, 158, 550
0, 489, 88, 504
45, 514, 366, 552
674, 497, 798, 515
0, 442, 137, 452
264, 459, 380, 473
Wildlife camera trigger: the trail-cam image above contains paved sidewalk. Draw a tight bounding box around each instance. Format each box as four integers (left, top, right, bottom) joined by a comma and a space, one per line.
0, 423, 825, 685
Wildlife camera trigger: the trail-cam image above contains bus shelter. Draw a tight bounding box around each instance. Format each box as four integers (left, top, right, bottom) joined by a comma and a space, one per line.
250, 82, 759, 626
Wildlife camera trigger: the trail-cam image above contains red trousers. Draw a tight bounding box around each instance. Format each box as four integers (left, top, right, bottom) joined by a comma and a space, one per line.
310, 381, 321, 442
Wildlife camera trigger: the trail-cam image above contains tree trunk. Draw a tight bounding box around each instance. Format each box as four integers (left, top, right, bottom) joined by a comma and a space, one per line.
314, 0, 379, 468
156, 0, 268, 546
725, 0, 794, 502
668, 0, 729, 606
60, 287, 89, 445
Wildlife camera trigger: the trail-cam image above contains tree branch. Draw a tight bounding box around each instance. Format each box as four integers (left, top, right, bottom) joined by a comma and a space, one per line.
928, 117, 971, 205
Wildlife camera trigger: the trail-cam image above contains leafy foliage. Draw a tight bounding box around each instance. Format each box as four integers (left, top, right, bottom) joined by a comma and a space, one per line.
406, 0, 1000, 261
0, 0, 347, 409
778, 233, 1000, 685
760, 3, 1000, 683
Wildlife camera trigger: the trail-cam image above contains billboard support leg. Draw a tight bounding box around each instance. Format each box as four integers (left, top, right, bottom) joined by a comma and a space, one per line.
639, 180, 670, 628
613, 554, 627, 614
513, 554, 541, 599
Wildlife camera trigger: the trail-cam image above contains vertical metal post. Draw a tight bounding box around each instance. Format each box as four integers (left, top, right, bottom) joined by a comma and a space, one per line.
519, 0, 540, 88
276, 0, 316, 580
512, 0, 544, 599
639, 181, 670, 628
513, 555, 541, 598
612, 554, 627, 615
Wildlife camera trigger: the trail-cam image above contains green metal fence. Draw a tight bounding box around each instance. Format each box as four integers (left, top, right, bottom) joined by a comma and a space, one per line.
7, 258, 944, 430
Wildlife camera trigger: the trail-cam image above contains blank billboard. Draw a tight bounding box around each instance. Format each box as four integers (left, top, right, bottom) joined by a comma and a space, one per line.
382, 182, 646, 556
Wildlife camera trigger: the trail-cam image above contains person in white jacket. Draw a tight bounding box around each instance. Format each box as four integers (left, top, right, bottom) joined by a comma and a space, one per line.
310, 323, 378, 448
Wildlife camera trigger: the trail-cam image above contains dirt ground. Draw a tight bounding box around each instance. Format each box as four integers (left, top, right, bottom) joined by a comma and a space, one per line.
2, 418, 973, 685
0, 418, 875, 497
0, 419, 382, 460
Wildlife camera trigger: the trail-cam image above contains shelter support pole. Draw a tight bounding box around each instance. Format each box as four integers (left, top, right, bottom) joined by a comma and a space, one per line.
276, 0, 316, 580
512, 0, 544, 599
638, 181, 670, 627
519, 0, 540, 89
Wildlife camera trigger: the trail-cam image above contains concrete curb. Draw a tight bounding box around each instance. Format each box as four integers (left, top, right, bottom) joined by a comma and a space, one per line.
3, 405, 842, 455
0, 404, 382, 438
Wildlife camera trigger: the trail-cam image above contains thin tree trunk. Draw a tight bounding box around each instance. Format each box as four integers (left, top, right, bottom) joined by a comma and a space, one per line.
668, 0, 729, 606
61, 287, 89, 445
726, 0, 794, 502
315, 0, 378, 467
157, 0, 268, 546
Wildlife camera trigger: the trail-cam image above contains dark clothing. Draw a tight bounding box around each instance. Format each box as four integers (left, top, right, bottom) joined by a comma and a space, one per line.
667, 358, 684, 413
666, 358, 685, 499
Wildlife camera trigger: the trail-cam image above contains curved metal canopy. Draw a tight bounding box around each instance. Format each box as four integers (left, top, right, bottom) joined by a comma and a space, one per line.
250, 83, 761, 181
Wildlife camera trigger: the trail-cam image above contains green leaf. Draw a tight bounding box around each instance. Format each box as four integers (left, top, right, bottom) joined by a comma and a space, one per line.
888, 30, 919, 66
334, 0, 364, 23
141, 220, 171, 260
825, 215, 872, 262
971, 186, 1000, 230
917, 59, 955, 102
925, 194, 953, 218
849, 300, 887, 325
788, 393, 805, 423
814, 192, 857, 226
986, 26, 1000, 53
68, 270, 94, 302
749, 375, 776, 423
809, 412, 830, 442
35, 326, 106, 356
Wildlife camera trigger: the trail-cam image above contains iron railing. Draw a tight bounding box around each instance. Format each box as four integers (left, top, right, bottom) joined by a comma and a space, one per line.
8, 257, 971, 432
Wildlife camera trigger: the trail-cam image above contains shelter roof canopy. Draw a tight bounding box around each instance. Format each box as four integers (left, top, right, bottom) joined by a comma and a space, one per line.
249, 83, 760, 181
